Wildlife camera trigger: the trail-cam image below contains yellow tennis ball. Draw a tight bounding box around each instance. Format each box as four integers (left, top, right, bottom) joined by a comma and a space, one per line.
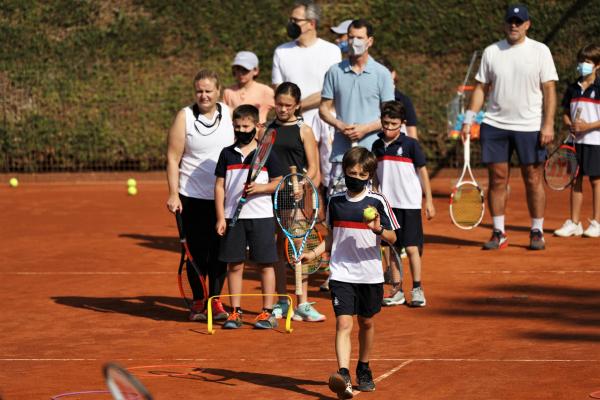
363, 206, 377, 221
127, 186, 138, 196
127, 178, 137, 187
9, 177, 18, 188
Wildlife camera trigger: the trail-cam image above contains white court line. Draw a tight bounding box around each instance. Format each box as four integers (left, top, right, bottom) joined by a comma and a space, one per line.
1, 358, 598, 362
462, 270, 600, 274
0, 271, 172, 275
353, 360, 413, 397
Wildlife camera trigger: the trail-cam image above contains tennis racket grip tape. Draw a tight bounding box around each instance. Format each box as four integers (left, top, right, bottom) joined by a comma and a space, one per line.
294, 260, 303, 295
175, 210, 185, 239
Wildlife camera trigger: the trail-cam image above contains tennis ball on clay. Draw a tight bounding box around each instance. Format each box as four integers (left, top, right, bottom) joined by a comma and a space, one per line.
127, 186, 138, 196
9, 177, 19, 188
363, 206, 377, 221
127, 178, 137, 187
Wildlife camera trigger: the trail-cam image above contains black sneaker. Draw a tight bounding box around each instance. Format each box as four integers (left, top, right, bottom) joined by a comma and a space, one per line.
529, 229, 545, 250
482, 229, 508, 250
328, 372, 353, 399
356, 367, 375, 392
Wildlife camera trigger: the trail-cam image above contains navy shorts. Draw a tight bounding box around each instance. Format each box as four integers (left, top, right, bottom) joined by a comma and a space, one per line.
575, 143, 600, 177
329, 280, 383, 318
480, 123, 546, 165
218, 217, 278, 264
392, 208, 423, 249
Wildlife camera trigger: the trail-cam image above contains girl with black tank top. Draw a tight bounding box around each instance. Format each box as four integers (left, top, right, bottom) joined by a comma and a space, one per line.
268, 82, 325, 323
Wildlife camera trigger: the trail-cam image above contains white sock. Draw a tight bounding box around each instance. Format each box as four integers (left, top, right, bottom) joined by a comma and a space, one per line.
531, 218, 544, 232
493, 216, 505, 233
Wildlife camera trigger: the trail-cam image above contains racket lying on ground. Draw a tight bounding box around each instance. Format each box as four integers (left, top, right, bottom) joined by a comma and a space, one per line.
544, 107, 582, 191
175, 210, 208, 312
449, 132, 485, 229
229, 127, 277, 227
103, 362, 153, 400
274, 166, 319, 295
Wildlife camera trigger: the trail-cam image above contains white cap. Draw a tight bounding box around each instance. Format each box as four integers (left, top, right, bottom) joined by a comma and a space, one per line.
232, 51, 259, 70
330, 19, 353, 35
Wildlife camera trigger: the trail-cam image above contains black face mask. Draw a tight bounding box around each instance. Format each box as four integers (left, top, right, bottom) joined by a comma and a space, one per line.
235, 128, 256, 145
286, 22, 301, 39
344, 175, 368, 193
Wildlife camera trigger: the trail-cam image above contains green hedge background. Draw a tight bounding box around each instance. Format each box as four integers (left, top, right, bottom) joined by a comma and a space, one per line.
1, 0, 598, 172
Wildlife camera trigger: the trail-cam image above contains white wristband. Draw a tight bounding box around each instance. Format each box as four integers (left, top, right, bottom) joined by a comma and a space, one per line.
463, 110, 476, 125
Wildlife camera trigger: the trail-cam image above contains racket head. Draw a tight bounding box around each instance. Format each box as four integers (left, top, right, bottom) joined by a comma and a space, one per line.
544, 144, 579, 191
103, 362, 153, 400
449, 181, 485, 229
248, 127, 277, 181
174, 211, 207, 311
274, 173, 319, 238
285, 227, 323, 274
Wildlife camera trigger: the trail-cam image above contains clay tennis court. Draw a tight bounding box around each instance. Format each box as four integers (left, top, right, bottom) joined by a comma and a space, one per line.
1, 172, 599, 399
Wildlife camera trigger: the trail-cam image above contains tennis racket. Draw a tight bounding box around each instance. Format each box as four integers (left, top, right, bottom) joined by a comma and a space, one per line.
382, 242, 403, 285
103, 362, 153, 400
229, 127, 277, 227
544, 107, 581, 191
285, 224, 323, 274
449, 132, 485, 229
274, 166, 319, 295
175, 210, 208, 312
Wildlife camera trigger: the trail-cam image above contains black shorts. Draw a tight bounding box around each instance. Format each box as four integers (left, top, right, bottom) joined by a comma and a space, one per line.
329, 280, 383, 318
392, 208, 423, 249
575, 143, 600, 177
480, 123, 546, 165
218, 217, 278, 264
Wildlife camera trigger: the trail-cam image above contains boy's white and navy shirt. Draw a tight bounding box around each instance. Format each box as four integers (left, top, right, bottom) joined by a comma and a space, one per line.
215, 144, 285, 219
326, 190, 400, 284
372, 133, 427, 209
562, 76, 600, 145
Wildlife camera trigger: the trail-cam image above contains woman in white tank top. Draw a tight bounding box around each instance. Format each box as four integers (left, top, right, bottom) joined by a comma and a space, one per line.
166, 70, 234, 321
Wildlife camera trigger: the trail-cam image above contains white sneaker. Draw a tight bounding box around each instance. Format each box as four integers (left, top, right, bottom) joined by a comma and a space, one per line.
583, 219, 600, 238
554, 219, 583, 237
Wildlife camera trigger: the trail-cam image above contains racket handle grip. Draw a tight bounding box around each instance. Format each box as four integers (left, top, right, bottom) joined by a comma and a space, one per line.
290, 165, 299, 194
175, 210, 185, 238
294, 260, 303, 295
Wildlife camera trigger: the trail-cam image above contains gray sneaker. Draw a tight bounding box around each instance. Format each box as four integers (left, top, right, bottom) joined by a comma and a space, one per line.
529, 229, 545, 250
482, 229, 508, 250
410, 287, 426, 307
356, 367, 375, 392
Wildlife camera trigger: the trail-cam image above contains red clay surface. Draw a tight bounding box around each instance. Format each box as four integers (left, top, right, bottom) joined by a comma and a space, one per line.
1, 172, 599, 399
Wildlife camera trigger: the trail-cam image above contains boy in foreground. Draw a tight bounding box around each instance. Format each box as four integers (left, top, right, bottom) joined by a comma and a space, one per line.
302, 147, 399, 398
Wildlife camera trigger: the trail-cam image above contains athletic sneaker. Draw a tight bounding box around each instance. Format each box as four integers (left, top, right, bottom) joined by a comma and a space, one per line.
320, 276, 330, 292
272, 300, 290, 319
382, 285, 405, 306
211, 298, 229, 320
410, 287, 427, 307
554, 219, 583, 237
583, 219, 600, 238
529, 229, 545, 250
482, 229, 508, 250
293, 302, 326, 322
328, 372, 353, 399
188, 300, 207, 321
254, 310, 278, 329
356, 367, 375, 392
222, 310, 242, 329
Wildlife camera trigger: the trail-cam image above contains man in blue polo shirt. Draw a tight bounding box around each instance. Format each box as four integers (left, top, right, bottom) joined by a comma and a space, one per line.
319, 18, 395, 187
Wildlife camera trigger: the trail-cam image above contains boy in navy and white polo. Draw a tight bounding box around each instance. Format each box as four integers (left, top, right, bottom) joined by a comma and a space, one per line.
301, 147, 399, 398
372, 101, 435, 308
214, 105, 285, 330
554, 44, 600, 238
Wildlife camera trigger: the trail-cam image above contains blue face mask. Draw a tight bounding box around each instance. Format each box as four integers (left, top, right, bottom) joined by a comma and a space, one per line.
338, 40, 349, 54
577, 62, 594, 77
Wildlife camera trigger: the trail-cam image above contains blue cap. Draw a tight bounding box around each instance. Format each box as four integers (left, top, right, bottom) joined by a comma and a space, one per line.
505, 4, 529, 22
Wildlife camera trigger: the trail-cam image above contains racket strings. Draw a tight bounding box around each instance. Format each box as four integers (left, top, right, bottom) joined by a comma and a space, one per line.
451, 184, 484, 226
180, 261, 206, 308
286, 230, 322, 274
546, 148, 578, 180
107, 371, 144, 400
276, 176, 316, 235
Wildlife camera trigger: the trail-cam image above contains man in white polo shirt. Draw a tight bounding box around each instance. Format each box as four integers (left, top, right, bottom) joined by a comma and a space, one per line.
461, 4, 558, 251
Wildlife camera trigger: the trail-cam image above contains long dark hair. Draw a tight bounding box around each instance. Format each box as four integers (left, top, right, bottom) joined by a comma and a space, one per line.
275, 82, 302, 117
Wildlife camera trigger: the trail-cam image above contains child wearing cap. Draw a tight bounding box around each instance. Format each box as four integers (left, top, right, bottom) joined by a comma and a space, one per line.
223, 51, 275, 125
330, 19, 352, 55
